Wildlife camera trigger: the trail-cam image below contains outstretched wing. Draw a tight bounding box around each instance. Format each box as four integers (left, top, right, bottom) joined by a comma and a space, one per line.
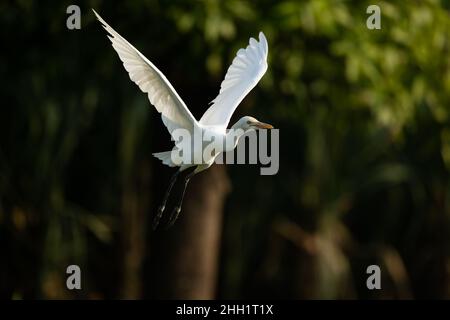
93, 9, 198, 136
199, 32, 268, 128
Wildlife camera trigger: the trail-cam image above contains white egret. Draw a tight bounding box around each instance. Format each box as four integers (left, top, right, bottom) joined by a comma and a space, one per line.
93, 9, 273, 228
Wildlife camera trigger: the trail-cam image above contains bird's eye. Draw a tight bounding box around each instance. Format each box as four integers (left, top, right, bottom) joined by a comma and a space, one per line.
247, 121, 251, 124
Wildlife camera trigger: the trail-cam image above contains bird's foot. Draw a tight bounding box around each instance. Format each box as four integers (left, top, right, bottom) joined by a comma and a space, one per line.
152, 205, 165, 230
166, 206, 181, 229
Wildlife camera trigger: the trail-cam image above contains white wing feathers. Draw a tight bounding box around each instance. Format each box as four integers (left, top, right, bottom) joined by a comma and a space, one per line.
93, 9, 198, 137
199, 32, 268, 128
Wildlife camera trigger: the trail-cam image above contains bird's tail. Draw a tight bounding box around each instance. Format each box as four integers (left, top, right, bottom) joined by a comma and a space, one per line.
153, 151, 177, 167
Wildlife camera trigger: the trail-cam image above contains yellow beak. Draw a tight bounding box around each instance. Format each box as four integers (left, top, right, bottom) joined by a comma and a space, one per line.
254, 121, 274, 129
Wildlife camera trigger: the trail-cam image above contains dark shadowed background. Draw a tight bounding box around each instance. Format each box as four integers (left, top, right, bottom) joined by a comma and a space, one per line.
1, 0, 450, 299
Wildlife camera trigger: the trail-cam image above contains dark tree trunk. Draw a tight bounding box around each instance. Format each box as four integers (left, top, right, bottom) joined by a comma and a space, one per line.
149, 164, 230, 299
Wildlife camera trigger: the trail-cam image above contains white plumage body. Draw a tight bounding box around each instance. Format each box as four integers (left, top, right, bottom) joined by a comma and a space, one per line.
93, 9, 269, 174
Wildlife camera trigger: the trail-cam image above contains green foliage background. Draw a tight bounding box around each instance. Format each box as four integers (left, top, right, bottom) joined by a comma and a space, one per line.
0, 0, 449, 298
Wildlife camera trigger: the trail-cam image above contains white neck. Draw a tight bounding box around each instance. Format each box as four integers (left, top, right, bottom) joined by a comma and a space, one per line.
224, 124, 248, 152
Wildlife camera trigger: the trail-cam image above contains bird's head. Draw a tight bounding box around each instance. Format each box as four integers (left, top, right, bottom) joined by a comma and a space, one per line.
235, 116, 274, 131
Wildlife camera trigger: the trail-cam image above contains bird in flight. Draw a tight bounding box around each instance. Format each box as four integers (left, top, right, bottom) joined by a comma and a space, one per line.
93, 9, 273, 228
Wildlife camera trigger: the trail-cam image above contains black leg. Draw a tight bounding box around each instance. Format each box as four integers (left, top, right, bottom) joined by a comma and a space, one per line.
166, 169, 197, 228
152, 169, 180, 230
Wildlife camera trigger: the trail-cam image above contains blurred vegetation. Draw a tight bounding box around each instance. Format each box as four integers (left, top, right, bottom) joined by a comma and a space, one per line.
0, 0, 449, 299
